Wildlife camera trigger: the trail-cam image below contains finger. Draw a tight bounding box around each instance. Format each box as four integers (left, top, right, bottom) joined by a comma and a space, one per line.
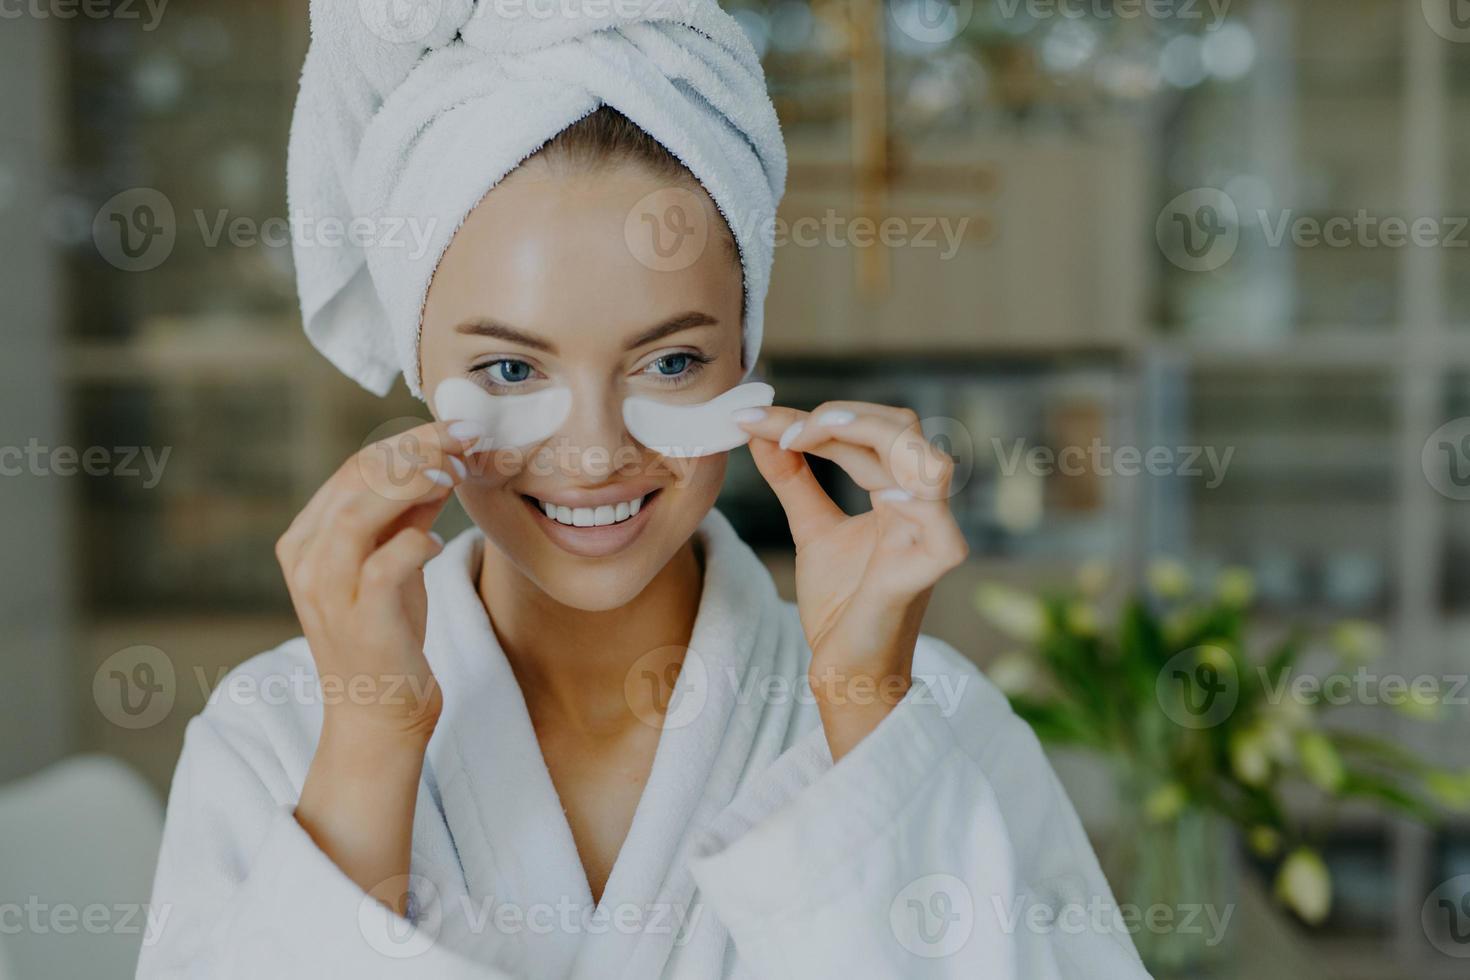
282, 420, 481, 561
870, 488, 969, 576
308, 472, 457, 604
297, 441, 464, 605
788, 410, 954, 502
731, 405, 808, 447
747, 437, 846, 549
323, 423, 471, 544
356, 528, 445, 602
786, 439, 891, 490
784, 400, 916, 426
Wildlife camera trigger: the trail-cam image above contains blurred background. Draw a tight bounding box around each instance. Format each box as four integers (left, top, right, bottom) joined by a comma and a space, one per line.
3, 0, 1470, 977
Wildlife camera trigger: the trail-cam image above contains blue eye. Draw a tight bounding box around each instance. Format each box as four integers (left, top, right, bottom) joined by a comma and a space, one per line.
484, 359, 534, 385
652, 353, 691, 376
639, 350, 711, 387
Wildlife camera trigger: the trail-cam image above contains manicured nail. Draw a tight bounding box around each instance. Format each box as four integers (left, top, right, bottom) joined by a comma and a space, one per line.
877, 488, 913, 502
429, 531, 445, 547
778, 421, 805, 451
730, 407, 767, 424
814, 409, 856, 426
448, 420, 487, 443
447, 455, 467, 480
424, 467, 454, 488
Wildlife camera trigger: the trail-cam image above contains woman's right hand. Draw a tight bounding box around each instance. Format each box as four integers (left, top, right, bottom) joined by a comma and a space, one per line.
277, 419, 486, 911
274, 419, 485, 741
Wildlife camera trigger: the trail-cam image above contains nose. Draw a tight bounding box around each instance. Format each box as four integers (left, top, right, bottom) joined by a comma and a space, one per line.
539, 380, 641, 483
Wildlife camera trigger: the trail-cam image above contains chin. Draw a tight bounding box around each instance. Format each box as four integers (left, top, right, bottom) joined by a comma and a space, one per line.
460, 464, 723, 612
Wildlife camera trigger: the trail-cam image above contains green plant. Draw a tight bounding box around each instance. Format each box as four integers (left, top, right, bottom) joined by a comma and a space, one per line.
976, 561, 1470, 926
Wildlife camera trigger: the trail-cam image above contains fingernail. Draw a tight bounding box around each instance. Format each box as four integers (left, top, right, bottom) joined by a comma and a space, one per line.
447, 455, 467, 480
429, 531, 445, 547
877, 488, 913, 502
778, 421, 805, 451
424, 467, 454, 488
814, 409, 856, 426
448, 420, 487, 442
730, 407, 767, 424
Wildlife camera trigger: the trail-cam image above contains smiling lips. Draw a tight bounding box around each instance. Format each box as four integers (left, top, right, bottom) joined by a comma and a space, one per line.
533, 494, 645, 527
520, 487, 662, 558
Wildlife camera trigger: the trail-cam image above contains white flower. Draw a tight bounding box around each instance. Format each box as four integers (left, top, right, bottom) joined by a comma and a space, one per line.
1215, 566, 1255, 607
1076, 559, 1111, 598
1276, 849, 1332, 925
1427, 771, 1470, 810
1330, 620, 1385, 664
1144, 782, 1188, 824
987, 652, 1040, 696
1229, 727, 1272, 786
1393, 687, 1442, 722
1296, 731, 1346, 793
1147, 558, 1192, 599
975, 584, 1047, 643
1065, 601, 1100, 637
1248, 826, 1282, 859
1261, 691, 1314, 731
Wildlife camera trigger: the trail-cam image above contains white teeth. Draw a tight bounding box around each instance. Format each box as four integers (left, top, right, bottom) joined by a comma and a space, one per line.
538, 494, 648, 526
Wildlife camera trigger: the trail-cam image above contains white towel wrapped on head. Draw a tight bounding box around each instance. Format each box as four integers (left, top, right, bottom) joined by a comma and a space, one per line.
288, 0, 787, 397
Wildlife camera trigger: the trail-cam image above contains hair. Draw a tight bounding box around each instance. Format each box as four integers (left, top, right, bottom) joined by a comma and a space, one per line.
533, 106, 741, 267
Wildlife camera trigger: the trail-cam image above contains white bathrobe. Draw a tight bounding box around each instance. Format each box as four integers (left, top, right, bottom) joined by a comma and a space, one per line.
137, 510, 1152, 979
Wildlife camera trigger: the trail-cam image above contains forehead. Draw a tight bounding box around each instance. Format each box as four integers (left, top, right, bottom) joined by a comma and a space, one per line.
424, 160, 742, 350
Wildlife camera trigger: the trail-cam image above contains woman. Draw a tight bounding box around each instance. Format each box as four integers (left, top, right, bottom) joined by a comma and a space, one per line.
139, 2, 1150, 978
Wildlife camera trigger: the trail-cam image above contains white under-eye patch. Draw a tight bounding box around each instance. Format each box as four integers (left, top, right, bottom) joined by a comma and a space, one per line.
622, 382, 775, 458
433, 378, 572, 453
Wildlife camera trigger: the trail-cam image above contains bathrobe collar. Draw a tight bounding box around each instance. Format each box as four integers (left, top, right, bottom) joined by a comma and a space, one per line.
418, 508, 789, 978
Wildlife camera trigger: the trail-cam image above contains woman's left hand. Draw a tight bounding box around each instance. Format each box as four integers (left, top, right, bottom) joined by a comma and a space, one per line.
735, 401, 968, 759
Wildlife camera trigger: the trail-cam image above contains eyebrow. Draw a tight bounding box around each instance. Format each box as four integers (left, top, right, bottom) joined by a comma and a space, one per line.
454, 311, 719, 355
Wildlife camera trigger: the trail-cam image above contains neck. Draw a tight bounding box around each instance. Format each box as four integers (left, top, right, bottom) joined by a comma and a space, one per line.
476, 539, 704, 732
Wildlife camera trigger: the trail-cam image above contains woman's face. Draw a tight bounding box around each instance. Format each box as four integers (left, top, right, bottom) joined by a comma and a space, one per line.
419, 156, 745, 611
